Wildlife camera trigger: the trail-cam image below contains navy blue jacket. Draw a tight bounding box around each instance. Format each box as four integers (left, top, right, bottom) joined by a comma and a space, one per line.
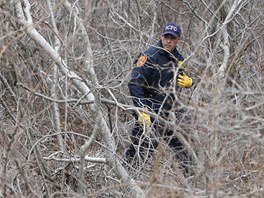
128, 41, 184, 112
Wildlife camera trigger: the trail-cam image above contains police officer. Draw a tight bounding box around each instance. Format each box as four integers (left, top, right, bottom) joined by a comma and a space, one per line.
125, 22, 193, 171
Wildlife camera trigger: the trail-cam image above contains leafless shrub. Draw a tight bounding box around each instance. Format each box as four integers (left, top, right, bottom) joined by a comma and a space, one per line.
0, 0, 263, 197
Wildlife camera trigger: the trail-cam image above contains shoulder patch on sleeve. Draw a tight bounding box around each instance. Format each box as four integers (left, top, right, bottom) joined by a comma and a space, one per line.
136, 55, 147, 67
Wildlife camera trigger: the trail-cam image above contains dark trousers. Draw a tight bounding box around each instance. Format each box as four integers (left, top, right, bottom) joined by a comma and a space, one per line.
125, 109, 192, 171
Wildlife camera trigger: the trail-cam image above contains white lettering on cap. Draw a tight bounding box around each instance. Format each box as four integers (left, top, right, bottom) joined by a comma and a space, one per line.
165, 25, 178, 32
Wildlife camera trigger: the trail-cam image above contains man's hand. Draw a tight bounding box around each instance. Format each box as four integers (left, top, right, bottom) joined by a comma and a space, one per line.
177, 73, 193, 88
138, 112, 151, 127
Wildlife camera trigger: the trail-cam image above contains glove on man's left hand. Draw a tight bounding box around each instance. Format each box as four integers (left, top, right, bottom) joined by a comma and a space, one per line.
177, 73, 193, 88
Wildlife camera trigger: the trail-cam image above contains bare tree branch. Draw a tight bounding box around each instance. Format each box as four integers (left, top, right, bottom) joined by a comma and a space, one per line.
13, 0, 145, 197
46, 0, 66, 153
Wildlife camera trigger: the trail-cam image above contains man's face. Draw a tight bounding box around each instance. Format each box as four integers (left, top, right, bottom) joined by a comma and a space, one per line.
161, 34, 181, 52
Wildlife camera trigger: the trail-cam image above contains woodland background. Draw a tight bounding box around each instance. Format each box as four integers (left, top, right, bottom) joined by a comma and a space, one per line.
0, 0, 264, 197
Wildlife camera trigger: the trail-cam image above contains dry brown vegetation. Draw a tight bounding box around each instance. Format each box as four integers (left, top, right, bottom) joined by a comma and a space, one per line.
0, 0, 264, 197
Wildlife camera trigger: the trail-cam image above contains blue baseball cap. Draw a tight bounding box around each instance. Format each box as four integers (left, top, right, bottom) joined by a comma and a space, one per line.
162, 22, 181, 37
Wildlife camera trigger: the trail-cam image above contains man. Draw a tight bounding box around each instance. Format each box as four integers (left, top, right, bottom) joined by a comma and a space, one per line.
126, 22, 193, 172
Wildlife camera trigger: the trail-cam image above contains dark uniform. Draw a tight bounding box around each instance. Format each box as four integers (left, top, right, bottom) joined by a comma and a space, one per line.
126, 40, 192, 171
128, 40, 184, 110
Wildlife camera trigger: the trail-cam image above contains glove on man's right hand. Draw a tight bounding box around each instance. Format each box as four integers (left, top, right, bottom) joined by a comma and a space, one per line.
138, 112, 151, 127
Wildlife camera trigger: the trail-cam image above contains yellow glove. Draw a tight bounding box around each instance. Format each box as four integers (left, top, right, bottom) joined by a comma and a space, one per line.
177, 73, 193, 88
138, 112, 151, 127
